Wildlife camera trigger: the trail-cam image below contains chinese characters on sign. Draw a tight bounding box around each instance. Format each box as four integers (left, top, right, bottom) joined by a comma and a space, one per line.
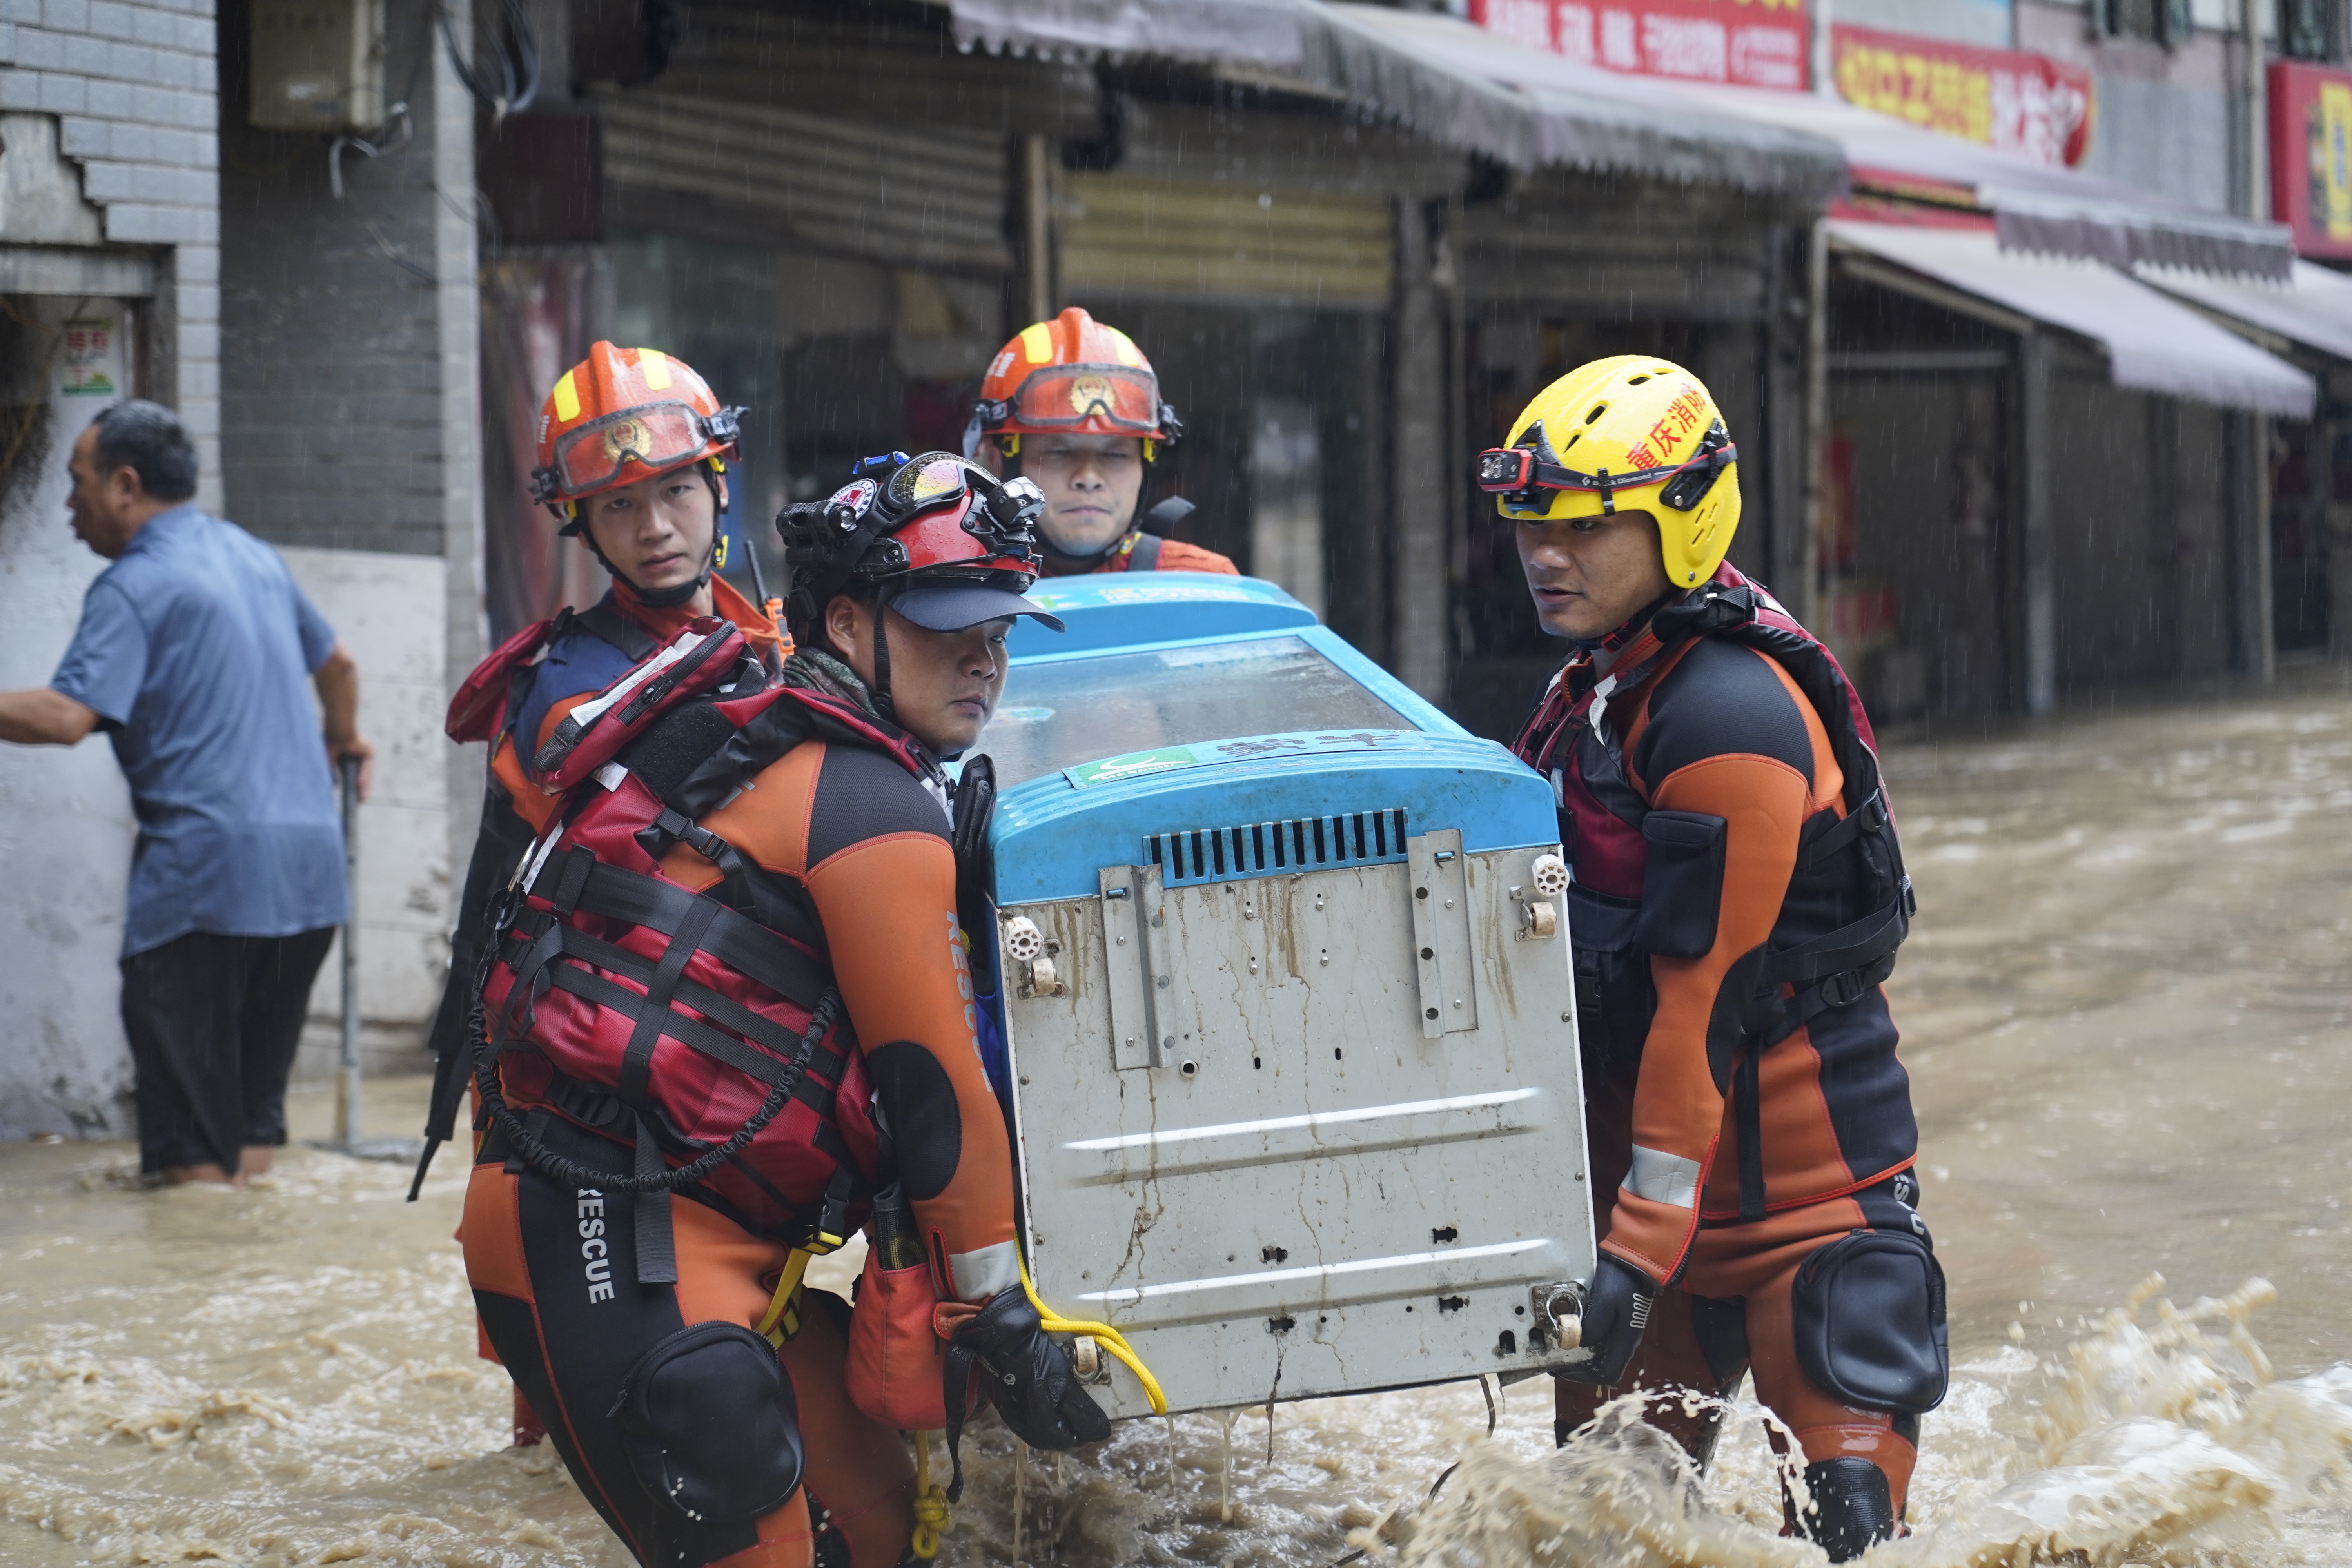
1832, 24, 2093, 167
59, 318, 119, 398
2270, 60, 2352, 260
1472, 0, 1809, 91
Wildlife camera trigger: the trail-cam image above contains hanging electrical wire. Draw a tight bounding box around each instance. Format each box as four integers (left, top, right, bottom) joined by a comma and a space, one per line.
440, 0, 542, 123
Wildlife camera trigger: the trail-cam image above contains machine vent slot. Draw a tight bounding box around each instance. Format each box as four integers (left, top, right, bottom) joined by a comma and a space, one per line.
1146, 808, 1410, 887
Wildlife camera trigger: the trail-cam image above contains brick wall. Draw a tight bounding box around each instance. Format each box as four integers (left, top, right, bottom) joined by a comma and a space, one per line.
0, 0, 222, 508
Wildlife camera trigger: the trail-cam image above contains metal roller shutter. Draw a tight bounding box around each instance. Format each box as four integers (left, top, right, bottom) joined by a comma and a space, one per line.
1056, 172, 1393, 309
598, 92, 1011, 276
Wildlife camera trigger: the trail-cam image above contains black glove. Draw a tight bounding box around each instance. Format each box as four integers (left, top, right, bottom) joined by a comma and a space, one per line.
1555, 1254, 1657, 1387
939, 1287, 1110, 1499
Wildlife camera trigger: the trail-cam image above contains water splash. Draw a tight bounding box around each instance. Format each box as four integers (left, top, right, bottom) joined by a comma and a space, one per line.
1338, 1278, 2352, 1568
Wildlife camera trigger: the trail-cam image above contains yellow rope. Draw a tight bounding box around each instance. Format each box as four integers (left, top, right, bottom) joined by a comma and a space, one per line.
908, 1431, 948, 1559
1018, 1255, 1167, 1415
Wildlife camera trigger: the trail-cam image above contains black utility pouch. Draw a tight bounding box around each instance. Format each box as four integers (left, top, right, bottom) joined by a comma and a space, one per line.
614, 1321, 805, 1523
1791, 1228, 1949, 1414
1635, 811, 1728, 959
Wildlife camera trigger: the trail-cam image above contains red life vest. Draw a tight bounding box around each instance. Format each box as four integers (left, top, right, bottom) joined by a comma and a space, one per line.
1514, 565, 1913, 1087
473, 635, 937, 1252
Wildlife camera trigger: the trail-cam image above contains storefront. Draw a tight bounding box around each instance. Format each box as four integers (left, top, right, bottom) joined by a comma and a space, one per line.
474, 0, 1847, 736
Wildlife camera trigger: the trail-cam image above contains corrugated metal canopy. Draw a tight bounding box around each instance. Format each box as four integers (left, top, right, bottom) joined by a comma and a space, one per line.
2134, 260, 2352, 366
1829, 220, 2315, 418
1329, 8, 2294, 283
946, 0, 1846, 200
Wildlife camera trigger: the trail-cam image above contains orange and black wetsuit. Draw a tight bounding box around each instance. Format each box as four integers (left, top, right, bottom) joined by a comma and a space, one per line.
423, 580, 784, 1446
1519, 568, 1932, 1554
1042, 529, 1238, 575
459, 704, 1010, 1568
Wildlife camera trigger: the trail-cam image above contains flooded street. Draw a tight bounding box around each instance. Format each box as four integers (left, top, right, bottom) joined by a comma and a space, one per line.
5, 677, 2352, 1566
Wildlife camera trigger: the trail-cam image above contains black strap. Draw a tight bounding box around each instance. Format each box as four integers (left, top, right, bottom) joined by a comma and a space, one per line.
1125, 531, 1164, 570
574, 600, 659, 662
554, 858, 833, 1014
617, 895, 721, 1108
1735, 1046, 1766, 1223
634, 1111, 679, 1284
550, 845, 595, 918
1796, 789, 1889, 872
1753, 896, 1908, 990
640, 807, 757, 914
524, 948, 848, 1101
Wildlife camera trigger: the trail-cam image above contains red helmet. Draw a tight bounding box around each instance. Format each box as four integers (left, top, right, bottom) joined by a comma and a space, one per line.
777, 451, 1063, 643
967, 307, 1180, 457
530, 341, 742, 531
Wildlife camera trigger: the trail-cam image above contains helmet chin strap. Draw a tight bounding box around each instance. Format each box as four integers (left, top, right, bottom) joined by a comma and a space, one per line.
868, 582, 899, 726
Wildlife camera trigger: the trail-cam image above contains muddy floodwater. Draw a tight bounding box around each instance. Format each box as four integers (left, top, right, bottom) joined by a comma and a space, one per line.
6, 677, 2352, 1566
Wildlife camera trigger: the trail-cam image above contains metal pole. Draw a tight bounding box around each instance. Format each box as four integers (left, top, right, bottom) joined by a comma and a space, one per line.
337, 753, 361, 1154
1022, 133, 1054, 325
1801, 220, 1830, 632
2020, 330, 2056, 715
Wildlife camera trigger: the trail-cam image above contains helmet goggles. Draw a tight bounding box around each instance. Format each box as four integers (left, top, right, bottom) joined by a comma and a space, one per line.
1477, 419, 1736, 519
531, 400, 743, 504
973, 361, 1171, 438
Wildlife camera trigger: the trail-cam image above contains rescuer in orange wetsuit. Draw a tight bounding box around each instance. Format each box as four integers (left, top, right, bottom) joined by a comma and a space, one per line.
454, 450, 1104, 1568
424, 343, 781, 1109
1474, 358, 1939, 1562
967, 307, 1239, 577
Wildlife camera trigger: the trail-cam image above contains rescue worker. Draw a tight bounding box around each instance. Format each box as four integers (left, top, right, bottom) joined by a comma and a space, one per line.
456, 449, 1107, 1568
1474, 358, 1939, 1561
416, 343, 782, 1447
967, 306, 1238, 576
420, 343, 780, 1181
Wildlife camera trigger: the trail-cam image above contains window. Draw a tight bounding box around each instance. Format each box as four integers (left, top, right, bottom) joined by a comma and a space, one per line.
2283, 0, 2339, 60
2095, 0, 2194, 45
979, 636, 1415, 785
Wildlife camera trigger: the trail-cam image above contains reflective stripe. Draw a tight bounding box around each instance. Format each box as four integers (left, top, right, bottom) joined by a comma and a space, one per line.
552, 369, 580, 422
1020, 323, 1053, 363
1624, 1145, 1702, 1209
951, 1239, 1021, 1300
639, 348, 672, 390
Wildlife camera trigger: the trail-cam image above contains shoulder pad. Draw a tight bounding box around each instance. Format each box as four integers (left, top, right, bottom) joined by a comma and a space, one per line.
446, 616, 558, 744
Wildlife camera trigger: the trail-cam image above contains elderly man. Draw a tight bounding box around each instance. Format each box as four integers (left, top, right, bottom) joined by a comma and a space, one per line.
0, 400, 372, 1187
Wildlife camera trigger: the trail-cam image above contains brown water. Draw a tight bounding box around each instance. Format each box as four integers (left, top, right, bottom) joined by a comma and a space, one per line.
6, 677, 2352, 1567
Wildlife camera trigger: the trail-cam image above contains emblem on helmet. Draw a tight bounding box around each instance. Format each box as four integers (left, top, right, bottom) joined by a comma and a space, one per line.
601, 417, 652, 465
1067, 374, 1114, 417
829, 477, 879, 519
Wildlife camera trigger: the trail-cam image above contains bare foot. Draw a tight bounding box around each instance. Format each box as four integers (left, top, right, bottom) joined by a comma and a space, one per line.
239, 1146, 276, 1178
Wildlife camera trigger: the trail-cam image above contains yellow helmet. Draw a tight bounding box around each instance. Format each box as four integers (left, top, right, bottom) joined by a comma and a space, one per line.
1474, 355, 1740, 590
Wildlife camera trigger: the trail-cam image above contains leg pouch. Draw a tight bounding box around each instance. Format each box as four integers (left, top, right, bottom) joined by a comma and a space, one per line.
615, 1321, 806, 1524
1790, 1229, 1948, 1414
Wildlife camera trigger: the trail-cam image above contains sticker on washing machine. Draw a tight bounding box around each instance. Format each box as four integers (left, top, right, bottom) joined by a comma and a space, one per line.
1063, 730, 1425, 788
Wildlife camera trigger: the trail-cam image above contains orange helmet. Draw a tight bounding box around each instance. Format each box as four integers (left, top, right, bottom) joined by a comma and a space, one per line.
966, 307, 1181, 458
529, 341, 743, 533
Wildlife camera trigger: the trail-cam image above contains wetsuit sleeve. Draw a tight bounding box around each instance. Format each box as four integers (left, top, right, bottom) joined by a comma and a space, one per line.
799, 748, 1020, 1304
1606, 642, 1818, 1286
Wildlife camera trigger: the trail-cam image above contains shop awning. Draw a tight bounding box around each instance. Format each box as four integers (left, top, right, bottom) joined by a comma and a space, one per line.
1301, 6, 2295, 282
2133, 260, 2352, 365
945, 0, 1846, 200
1828, 220, 2316, 418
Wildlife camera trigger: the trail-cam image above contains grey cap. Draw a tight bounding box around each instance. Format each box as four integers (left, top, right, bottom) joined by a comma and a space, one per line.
892, 582, 1065, 634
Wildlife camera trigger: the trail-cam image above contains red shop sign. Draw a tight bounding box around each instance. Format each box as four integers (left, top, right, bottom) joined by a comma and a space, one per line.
2269, 60, 2352, 259
1472, 0, 1810, 91
1831, 24, 2094, 167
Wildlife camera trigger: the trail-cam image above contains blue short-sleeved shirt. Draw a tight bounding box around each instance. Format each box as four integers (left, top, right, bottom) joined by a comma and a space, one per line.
50, 505, 352, 957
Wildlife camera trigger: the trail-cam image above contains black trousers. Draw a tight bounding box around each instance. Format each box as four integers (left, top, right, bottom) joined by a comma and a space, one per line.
119, 927, 336, 1173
